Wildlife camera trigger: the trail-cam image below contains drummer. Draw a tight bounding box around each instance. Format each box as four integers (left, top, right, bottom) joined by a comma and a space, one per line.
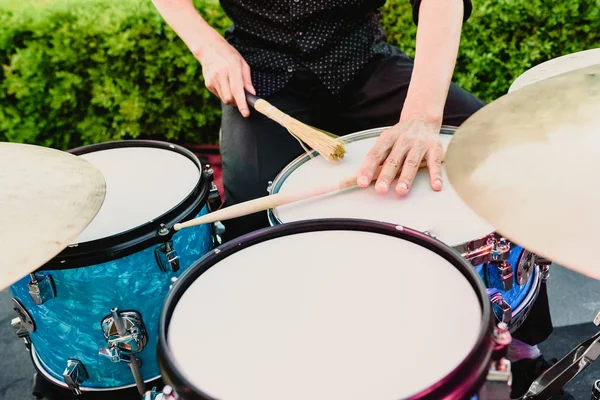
151, 1, 569, 398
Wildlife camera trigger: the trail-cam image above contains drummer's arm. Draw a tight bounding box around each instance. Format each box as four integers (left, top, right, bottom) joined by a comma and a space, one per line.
400, 0, 470, 123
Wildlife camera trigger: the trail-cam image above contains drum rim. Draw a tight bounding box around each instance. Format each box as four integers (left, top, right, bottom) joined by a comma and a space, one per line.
157, 218, 496, 400
41, 140, 211, 270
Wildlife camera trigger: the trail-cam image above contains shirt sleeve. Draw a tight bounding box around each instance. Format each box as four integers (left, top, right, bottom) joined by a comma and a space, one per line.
409, 0, 473, 25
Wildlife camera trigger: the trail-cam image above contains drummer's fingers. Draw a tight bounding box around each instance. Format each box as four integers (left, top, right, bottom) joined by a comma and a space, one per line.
395, 145, 426, 196
356, 128, 397, 187
375, 139, 410, 194
426, 141, 444, 191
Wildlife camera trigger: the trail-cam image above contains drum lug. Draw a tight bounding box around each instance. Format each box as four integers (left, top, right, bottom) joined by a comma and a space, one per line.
155, 241, 180, 273
489, 238, 513, 291
205, 165, 222, 212
212, 221, 225, 246
535, 255, 552, 281
98, 308, 147, 363
62, 358, 88, 396
479, 323, 512, 399
28, 273, 56, 305
267, 180, 273, 194
487, 289, 513, 325
490, 260, 514, 291
143, 385, 178, 400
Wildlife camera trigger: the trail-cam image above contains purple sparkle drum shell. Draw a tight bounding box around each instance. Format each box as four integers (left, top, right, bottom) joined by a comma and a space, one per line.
157, 219, 496, 400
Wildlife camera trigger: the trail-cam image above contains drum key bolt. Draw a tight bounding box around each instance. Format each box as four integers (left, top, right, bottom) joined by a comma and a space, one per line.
205, 165, 223, 212
143, 385, 179, 400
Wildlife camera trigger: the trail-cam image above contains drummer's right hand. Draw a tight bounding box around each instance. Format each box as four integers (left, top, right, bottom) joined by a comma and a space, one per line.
195, 33, 256, 118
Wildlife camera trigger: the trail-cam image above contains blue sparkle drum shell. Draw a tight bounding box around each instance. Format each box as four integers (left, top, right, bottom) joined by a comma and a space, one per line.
9, 140, 216, 392
266, 126, 544, 333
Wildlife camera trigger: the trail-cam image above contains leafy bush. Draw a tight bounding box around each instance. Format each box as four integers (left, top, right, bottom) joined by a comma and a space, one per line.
1, 0, 599, 148
0, 0, 231, 148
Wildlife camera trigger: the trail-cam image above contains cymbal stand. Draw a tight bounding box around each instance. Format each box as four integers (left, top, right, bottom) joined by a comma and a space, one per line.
522, 313, 600, 400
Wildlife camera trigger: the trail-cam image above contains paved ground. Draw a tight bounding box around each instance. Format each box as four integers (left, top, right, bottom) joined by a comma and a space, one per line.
2, 263, 600, 399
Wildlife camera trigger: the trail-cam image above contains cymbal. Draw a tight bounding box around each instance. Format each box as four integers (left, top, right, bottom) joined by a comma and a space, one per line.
0, 142, 106, 290
445, 64, 600, 279
509, 48, 600, 92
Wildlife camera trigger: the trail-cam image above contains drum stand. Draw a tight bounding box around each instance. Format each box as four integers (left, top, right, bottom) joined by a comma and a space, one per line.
521, 314, 600, 400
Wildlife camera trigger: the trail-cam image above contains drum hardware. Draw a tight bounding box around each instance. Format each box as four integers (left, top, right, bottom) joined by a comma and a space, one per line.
515, 251, 535, 285
62, 358, 88, 396
522, 316, 600, 399
155, 224, 181, 272
169, 277, 178, 290
591, 379, 600, 399
480, 322, 513, 400
28, 272, 57, 305
463, 236, 514, 291
490, 238, 514, 291
143, 385, 178, 400
487, 289, 513, 324
535, 256, 552, 282
155, 241, 180, 273
205, 165, 222, 212
12, 298, 35, 333
98, 308, 148, 395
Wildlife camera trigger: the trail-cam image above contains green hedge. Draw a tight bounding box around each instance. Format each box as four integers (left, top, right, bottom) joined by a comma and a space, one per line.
1, 0, 599, 149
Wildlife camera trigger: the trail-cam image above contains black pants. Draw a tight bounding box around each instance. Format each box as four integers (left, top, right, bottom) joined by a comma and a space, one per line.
219, 43, 552, 346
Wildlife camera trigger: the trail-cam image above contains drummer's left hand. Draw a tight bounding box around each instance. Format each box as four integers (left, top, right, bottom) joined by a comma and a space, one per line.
356, 117, 444, 196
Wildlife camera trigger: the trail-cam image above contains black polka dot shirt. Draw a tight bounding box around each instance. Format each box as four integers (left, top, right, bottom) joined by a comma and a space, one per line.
219, 0, 473, 98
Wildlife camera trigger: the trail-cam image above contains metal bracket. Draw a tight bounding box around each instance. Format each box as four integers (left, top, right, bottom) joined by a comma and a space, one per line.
516, 251, 535, 285
98, 308, 147, 363
28, 273, 56, 305
11, 298, 35, 333
523, 329, 600, 399
155, 241, 180, 272
63, 359, 88, 396
487, 289, 513, 325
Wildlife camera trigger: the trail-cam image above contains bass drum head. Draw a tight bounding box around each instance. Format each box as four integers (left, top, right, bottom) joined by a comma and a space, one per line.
71, 142, 202, 244
158, 219, 495, 400
269, 127, 495, 248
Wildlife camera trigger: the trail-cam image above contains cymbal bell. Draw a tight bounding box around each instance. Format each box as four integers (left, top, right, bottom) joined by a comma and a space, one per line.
446, 64, 600, 279
0, 142, 106, 290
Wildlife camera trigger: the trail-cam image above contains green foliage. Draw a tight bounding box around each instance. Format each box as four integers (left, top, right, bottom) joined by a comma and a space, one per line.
382, 0, 600, 103
0, 0, 231, 148
1, 0, 599, 148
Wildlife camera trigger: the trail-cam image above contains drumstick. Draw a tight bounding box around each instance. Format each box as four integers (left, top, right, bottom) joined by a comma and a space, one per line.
174, 158, 436, 231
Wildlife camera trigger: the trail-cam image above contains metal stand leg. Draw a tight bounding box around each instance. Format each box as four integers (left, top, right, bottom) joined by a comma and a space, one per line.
591, 379, 600, 399
523, 328, 600, 399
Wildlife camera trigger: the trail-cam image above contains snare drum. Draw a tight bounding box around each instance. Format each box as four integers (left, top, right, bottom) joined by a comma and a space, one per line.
157, 219, 508, 400
9, 141, 218, 395
267, 127, 547, 333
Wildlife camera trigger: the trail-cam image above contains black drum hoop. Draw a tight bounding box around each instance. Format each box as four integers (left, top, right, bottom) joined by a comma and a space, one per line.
41, 140, 210, 270
157, 218, 496, 400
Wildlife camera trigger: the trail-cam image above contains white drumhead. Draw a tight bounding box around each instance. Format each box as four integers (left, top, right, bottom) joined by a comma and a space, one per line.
73, 146, 200, 243
272, 131, 495, 247
168, 230, 482, 400
509, 48, 600, 92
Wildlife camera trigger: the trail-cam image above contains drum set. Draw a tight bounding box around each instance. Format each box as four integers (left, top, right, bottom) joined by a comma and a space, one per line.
2, 48, 599, 400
